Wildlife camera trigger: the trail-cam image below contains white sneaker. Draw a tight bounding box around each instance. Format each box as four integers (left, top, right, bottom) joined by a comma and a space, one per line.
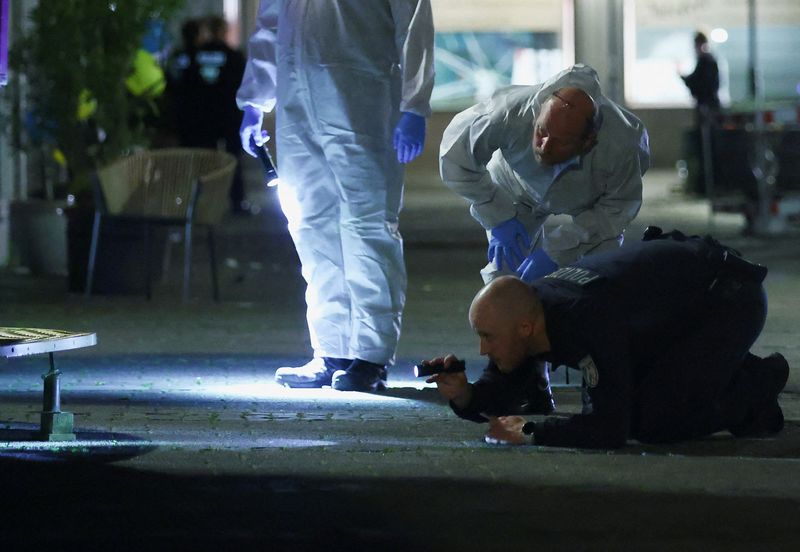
275, 358, 332, 388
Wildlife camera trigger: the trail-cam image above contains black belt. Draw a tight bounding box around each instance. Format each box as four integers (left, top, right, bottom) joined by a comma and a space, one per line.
708, 248, 767, 298
641, 226, 767, 292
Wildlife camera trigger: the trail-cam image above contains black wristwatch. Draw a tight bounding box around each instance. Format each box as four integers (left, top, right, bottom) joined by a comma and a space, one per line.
522, 421, 536, 443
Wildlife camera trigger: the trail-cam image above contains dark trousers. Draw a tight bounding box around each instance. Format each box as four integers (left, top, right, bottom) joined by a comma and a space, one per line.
633, 280, 767, 443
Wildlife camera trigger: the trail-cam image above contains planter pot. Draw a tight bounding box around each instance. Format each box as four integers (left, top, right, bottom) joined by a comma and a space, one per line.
10, 198, 69, 276
9, 198, 165, 293
66, 203, 166, 295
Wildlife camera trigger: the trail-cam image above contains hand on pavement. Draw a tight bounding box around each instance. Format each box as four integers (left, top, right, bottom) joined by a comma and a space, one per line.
484, 416, 528, 445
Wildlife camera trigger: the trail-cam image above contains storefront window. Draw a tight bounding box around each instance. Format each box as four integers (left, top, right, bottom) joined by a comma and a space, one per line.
624, 0, 800, 108
430, 0, 573, 111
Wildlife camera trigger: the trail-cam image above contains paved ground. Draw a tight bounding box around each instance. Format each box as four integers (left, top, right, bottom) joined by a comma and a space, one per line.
1, 162, 799, 550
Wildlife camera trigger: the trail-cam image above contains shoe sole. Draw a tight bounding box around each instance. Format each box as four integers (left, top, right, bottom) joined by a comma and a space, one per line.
730, 353, 790, 437
331, 379, 388, 393
762, 354, 789, 435
274, 375, 332, 388
277, 381, 330, 389
769, 353, 790, 396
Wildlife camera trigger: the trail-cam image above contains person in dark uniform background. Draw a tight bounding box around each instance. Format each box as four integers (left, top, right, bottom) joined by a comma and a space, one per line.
194, 16, 247, 213
167, 16, 247, 213
680, 31, 721, 197
424, 228, 789, 449
165, 19, 204, 148
681, 31, 720, 118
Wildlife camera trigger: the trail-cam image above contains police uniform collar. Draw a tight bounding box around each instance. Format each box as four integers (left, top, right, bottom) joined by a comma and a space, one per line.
532, 296, 568, 366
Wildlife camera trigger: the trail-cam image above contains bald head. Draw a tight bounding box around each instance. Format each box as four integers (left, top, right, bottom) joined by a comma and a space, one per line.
549, 88, 596, 133
468, 276, 546, 372
533, 87, 600, 165
469, 276, 542, 325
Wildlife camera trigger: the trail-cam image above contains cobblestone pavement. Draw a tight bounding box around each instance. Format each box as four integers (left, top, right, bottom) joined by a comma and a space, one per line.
1, 167, 799, 549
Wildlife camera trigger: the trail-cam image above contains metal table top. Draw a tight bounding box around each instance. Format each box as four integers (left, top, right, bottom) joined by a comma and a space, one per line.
0, 327, 97, 358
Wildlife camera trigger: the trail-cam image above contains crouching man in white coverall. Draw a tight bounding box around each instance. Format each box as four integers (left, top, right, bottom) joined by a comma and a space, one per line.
440, 64, 651, 285
237, 1, 435, 392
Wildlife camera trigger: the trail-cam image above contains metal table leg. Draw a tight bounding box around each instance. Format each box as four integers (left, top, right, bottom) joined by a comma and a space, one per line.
39, 352, 76, 441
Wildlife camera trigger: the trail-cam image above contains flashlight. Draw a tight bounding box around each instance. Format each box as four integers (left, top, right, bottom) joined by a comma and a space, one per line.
414, 359, 466, 378
252, 136, 279, 186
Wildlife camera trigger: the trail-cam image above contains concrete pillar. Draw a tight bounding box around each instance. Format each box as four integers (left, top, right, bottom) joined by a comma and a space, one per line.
239, 0, 260, 54
573, 0, 625, 104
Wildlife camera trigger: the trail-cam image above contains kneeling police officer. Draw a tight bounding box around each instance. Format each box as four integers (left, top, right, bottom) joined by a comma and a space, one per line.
424, 228, 789, 449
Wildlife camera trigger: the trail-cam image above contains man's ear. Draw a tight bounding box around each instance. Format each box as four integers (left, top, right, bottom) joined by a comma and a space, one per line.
518, 319, 534, 339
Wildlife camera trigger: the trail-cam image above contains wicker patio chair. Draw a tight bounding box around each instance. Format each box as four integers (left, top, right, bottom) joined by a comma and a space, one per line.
85, 148, 237, 302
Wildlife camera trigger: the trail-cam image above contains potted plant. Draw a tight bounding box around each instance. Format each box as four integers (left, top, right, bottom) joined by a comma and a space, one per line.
9, 0, 183, 290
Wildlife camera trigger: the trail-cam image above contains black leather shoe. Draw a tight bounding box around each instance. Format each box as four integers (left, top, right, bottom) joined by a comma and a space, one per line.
730, 353, 789, 437
331, 359, 387, 392
730, 402, 785, 437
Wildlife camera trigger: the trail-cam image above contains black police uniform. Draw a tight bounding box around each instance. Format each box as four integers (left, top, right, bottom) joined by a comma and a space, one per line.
165, 46, 201, 145
453, 230, 775, 449
450, 357, 556, 421
681, 51, 720, 195
171, 40, 247, 210
190, 40, 245, 151
681, 51, 720, 113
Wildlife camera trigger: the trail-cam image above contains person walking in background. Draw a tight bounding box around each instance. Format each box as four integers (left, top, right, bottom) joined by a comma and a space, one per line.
681, 31, 720, 121
680, 31, 720, 197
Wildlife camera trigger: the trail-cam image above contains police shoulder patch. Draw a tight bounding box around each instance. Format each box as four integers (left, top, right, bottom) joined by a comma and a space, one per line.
578, 355, 599, 388
544, 266, 602, 286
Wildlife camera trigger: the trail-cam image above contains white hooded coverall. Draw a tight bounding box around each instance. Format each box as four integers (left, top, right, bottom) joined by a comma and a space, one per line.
439, 64, 650, 280
236, 1, 435, 366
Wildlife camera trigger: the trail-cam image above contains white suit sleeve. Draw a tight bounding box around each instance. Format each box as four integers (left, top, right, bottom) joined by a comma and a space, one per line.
438, 98, 518, 229
544, 144, 646, 265
236, 0, 278, 113
390, 0, 435, 117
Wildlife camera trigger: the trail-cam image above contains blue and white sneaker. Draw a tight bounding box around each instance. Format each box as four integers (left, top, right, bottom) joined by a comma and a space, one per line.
274, 357, 350, 388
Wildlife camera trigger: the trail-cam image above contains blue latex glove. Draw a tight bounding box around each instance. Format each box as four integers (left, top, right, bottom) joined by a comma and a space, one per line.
488, 217, 531, 272
517, 248, 559, 283
240, 105, 269, 157
393, 112, 426, 163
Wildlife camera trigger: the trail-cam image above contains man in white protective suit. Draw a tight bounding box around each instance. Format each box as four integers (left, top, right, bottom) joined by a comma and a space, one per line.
237, 0, 435, 392
439, 64, 650, 285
